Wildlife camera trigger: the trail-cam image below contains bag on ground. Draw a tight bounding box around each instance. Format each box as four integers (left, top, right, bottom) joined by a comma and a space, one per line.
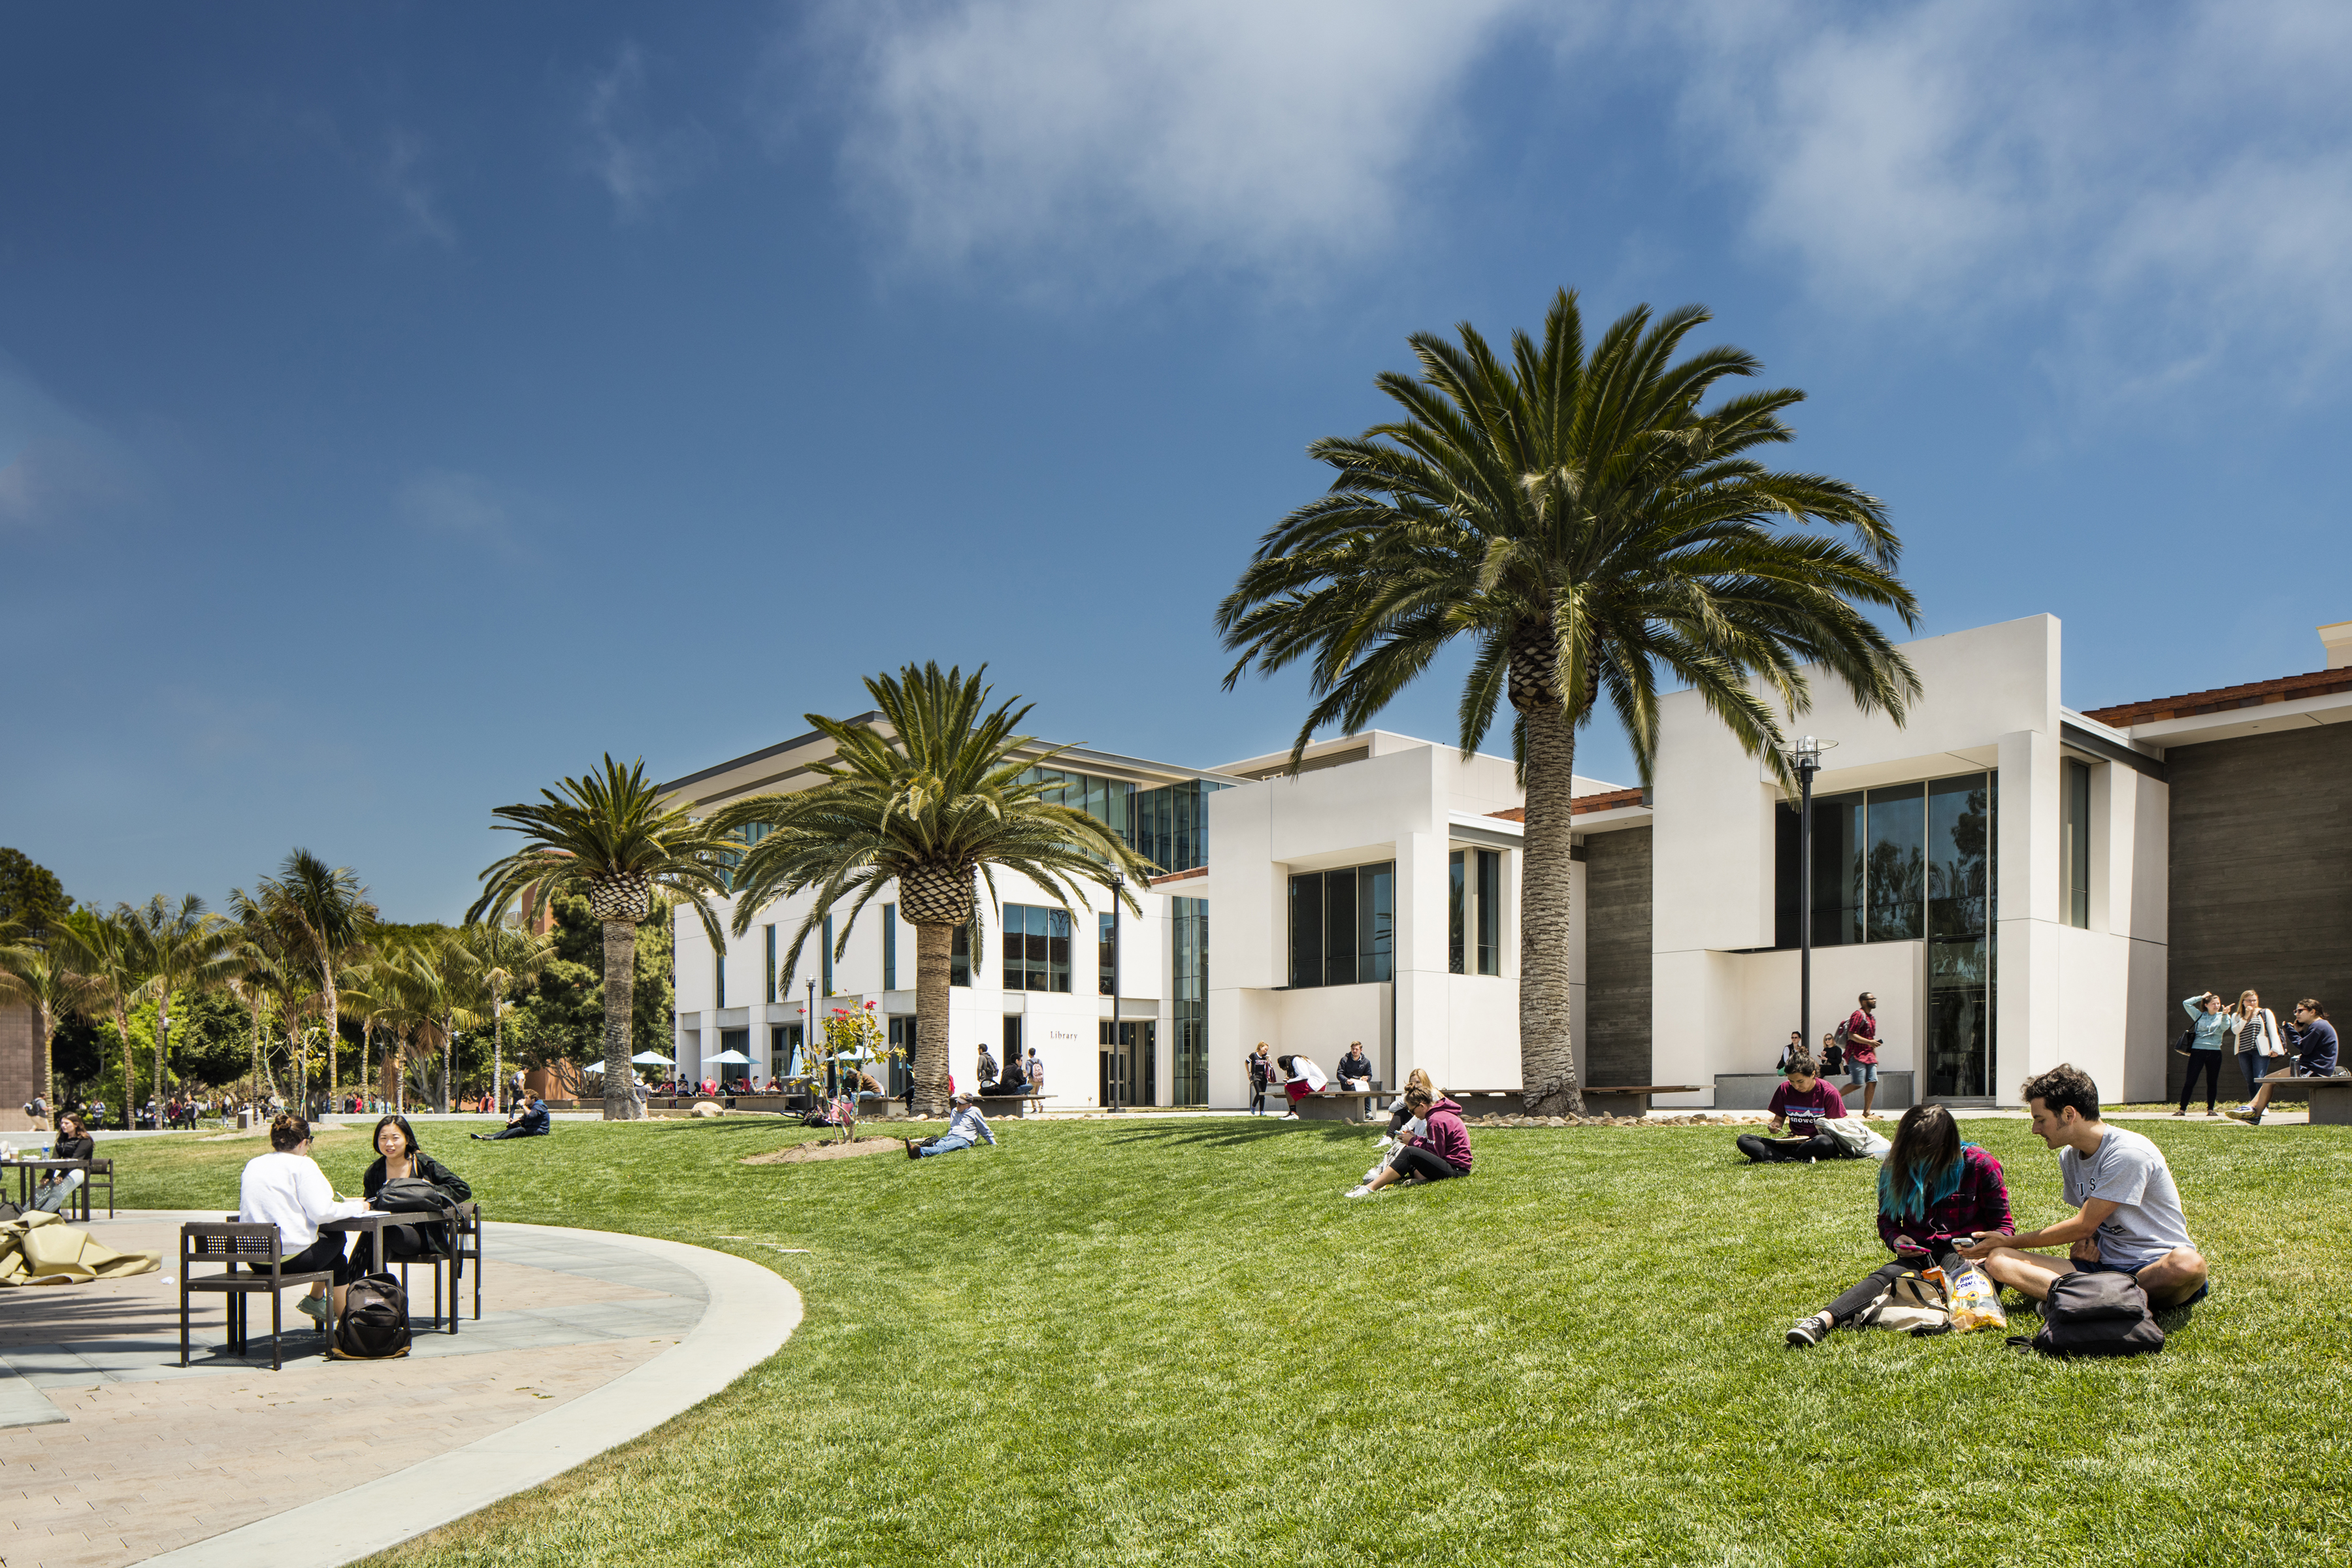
372, 1175, 459, 1258
331, 1273, 412, 1360
1857, 1269, 1952, 1335
2014, 1270, 2164, 1358
1820, 1117, 1891, 1160
1946, 1258, 2007, 1333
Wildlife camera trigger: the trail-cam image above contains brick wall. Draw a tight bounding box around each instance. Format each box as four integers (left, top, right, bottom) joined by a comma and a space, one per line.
0, 1004, 40, 1130
2164, 724, 2352, 1100
1583, 826, 1654, 1087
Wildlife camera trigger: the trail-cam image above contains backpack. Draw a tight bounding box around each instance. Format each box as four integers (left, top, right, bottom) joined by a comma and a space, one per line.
1856, 1269, 1952, 1335
373, 1176, 460, 1260
331, 1273, 412, 1360
2012, 1271, 2165, 1358
1820, 1116, 1889, 1160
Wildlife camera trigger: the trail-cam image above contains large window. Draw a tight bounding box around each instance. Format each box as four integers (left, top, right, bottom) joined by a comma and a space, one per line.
1172, 896, 1208, 1103
1131, 779, 1230, 875
713, 952, 725, 1010
951, 921, 972, 987
821, 914, 834, 996
1289, 862, 1393, 988
764, 924, 777, 1004
2061, 758, 2091, 929
887, 1015, 917, 1098
882, 904, 898, 990
1447, 849, 1501, 975
1774, 770, 1998, 1098
1002, 904, 1073, 992
1099, 911, 1116, 996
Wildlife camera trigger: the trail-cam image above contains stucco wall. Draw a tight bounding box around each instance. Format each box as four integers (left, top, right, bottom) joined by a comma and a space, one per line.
1582, 827, 1652, 1087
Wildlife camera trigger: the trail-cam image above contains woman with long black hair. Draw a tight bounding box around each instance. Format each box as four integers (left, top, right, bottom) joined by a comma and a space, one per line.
1786, 1104, 2012, 1347
352, 1113, 471, 1276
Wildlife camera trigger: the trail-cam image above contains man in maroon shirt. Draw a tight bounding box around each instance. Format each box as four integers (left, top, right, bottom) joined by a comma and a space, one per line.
1844, 991, 1883, 1119
1735, 1059, 1852, 1162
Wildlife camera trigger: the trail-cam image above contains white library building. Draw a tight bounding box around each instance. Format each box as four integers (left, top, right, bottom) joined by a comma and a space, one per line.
666, 613, 2352, 1112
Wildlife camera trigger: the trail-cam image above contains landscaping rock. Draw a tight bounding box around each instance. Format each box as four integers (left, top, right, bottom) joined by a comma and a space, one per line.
691, 1101, 725, 1119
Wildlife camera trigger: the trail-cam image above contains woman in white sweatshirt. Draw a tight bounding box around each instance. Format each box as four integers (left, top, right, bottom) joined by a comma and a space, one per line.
237, 1114, 368, 1327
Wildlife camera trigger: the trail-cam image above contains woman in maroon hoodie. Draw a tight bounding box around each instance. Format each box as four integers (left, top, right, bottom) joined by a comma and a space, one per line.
1346, 1088, 1471, 1197
1785, 1103, 2012, 1345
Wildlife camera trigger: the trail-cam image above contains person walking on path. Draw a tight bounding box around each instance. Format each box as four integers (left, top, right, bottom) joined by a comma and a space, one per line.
2229, 999, 2342, 1126
1247, 1044, 1275, 1116
1843, 993, 1883, 1118
1024, 1051, 1046, 1098
1958, 1063, 2208, 1309
2227, 990, 2289, 1107
1786, 1104, 2014, 1345
1347, 1088, 1471, 1196
2176, 991, 2232, 1117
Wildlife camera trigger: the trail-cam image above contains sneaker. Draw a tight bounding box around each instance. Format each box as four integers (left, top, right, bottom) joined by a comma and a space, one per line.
2224, 1109, 2264, 1125
1786, 1312, 1831, 1347
1344, 1184, 1373, 1198
295, 1294, 327, 1324
1362, 1164, 1385, 1184
2170, 1109, 2187, 1117
1280, 1113, 1298, 1121
903, 1138, 919, 1160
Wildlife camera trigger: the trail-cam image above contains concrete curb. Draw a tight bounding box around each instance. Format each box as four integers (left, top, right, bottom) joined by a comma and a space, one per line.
140, 1222, 802, 1568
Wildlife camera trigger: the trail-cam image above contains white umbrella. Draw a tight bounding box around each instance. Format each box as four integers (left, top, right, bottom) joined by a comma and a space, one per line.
630, 1052, 674, 1065
581, 1061, 604, 1073
706, 1049, 753, 1064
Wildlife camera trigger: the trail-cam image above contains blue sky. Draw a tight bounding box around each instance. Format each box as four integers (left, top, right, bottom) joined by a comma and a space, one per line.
4, 1, 2348, 921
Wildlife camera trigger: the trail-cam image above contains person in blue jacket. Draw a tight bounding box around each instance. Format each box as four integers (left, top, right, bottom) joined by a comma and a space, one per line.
2176, 991, 2233, 1116
472, 1096, 550, 1139
2229, 999, 2341, 1126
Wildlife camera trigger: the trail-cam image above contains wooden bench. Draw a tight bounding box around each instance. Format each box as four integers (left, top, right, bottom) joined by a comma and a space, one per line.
1443, 1085, 1703, 1117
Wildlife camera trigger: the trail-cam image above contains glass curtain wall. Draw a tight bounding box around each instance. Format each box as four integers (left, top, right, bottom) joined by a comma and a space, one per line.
1774, 772, 1998, 1098
1131, 780, 1231, 875
1447, 850, 1501, 975
1172, 896, 1208, 1103
1288, 862, 1393, 987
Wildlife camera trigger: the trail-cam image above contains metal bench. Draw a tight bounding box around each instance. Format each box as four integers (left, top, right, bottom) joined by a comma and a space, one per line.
179, 1221, 335, 1371
975, 1092, 1043, 1118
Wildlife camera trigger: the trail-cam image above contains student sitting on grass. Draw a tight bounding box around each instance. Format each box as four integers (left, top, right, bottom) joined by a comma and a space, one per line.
1346, 1088, 1470, 1197
472, 1096, 550, 1140
1735, 1057, 1852, 1163
1786, 1104, 2013, 1346
1954, 1064, 2209, 1309
904, 1093, 997, 1159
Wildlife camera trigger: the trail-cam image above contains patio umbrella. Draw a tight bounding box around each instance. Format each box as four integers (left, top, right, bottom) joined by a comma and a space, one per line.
630, 1052, 674, 1065
706, 1049, 753, 1064
580, 1061, 604, 1072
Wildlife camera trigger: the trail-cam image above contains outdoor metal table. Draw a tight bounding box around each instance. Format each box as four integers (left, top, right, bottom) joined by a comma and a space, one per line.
1, 1158, 100, 1222
319, 1206, 477, 1334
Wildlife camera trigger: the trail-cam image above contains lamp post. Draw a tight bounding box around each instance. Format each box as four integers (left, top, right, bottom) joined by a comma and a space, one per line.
1782, 736, 1838, 1055
1106, 874, 1124, 1115
807, 977, 820, 1098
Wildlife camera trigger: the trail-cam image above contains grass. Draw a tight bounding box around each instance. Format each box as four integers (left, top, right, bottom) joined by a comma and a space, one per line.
110, 1115, 2352, 1567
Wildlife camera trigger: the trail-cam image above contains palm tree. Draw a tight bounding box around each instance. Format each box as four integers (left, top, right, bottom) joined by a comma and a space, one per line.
468, 757, 736, 1120
1218, 289, 1920, 1115
0, 940, 107, 1109
50, 909, 150, 1128
120, 894, 237, 1105
255, 851, 376, 1111
456, 919, 554, 1114
710, 662, 1155, 1118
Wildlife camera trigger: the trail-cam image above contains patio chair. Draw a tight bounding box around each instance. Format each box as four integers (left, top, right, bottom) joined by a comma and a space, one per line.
385, 1201, 484, 1335
180, 1221, 335, 1371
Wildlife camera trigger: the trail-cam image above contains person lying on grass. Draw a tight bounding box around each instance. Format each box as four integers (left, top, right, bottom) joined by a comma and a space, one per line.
905, 1093, 997, 1160
1952, 1063, 2210, 1310
1786, 1103, 2013, 1346
1735, 1057, 1852, 1163
1347, 1088, 1469, 1197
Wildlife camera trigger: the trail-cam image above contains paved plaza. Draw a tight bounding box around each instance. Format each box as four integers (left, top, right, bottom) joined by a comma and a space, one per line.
0, 1212, 800, 1568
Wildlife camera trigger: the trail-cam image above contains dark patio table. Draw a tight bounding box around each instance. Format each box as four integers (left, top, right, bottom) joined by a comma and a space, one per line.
1, 1158, 101, 1222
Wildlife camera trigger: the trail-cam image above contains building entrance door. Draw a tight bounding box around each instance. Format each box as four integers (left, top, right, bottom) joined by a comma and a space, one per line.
1100, 1021, 1156, 1107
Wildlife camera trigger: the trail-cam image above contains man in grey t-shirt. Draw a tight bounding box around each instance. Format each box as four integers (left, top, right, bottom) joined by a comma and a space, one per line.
1955, 1063, 2210, 1309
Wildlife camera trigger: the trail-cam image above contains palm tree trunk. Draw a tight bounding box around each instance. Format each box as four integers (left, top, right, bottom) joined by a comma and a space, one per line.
913, 923, 952, 1117
154, 996, 169, 1106
324, 972, 338, 1107
440, 1015, 452, 1113
289, 1021, 306, 1115
37, 1005, 55, 1113
491, 981, 505, 1116
600, 918, 640, 1120
1518, 700, 1584, 1116
116, 1006, 134, 1129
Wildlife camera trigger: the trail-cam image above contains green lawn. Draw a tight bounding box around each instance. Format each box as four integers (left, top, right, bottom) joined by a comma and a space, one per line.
112, 1115, 2352, 1567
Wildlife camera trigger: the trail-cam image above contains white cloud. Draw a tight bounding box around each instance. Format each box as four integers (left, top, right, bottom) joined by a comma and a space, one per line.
0, 362, 144, 528
396, 470, 527, 557
1658, 0, 2352, 378
822, 0, 1533, 291
583, 43, 710, 221
382, 130, 457, 248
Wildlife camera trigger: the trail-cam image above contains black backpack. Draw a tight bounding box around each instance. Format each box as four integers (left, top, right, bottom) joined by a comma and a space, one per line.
2013, 1270, 2165, 1358
373, 1176, 460, 1259
333, 1273, 412, 1360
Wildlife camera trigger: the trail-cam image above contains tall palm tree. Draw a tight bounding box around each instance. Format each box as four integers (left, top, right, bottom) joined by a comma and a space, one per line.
1219, 289, 1920, 1115
120, 894, 237, 1105
468, 757, 736, 1120
0, 940, 107, 1109
50, 909, 150, 1128
256, 851, 376, 1111
456, 919, 554, 1113
711, 662, 1155, 1118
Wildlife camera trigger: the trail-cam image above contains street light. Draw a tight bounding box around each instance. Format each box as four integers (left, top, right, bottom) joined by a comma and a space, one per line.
1106, 874, 1124, 1115
1781, 735, 1838, 1056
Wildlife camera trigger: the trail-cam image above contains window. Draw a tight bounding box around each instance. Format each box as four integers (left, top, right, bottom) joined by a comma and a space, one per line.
1867, 783, 1926, 942
1001, 904, 1073, 992
764, 925, 777, 1004
821, 914, 833, 997
1446, 851, 1501, 976
883, 904, 897, 990
1476, 849, 1500, 975
1099, 911, 1116, 996
772, 1023, 798, 1079
1130, 779, 1230, 874
1002, 1014, 1022, 1062
1290, 861, 1393, 988
2061, 758, 2091, 929
1449, 852, 1464, 972
887, 1015, 917, 1096
713, 951, 725, 1011
951, 921, 972, 987
1172, 896, 1208, 1104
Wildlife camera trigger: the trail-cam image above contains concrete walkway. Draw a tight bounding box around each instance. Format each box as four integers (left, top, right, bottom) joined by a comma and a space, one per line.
1, 1212, 800, 1568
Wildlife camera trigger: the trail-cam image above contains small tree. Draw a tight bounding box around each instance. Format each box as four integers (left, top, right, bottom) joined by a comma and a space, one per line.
819, 1000, 894, 1142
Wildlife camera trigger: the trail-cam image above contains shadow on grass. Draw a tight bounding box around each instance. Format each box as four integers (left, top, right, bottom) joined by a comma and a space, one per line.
1107, 1122, 1369, 1149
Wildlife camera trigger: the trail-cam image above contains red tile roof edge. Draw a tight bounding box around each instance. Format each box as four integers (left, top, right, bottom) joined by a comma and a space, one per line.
1484, 786, 1648, 823
2081, 667, 2352, 727
1149, 866, 1207, 886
